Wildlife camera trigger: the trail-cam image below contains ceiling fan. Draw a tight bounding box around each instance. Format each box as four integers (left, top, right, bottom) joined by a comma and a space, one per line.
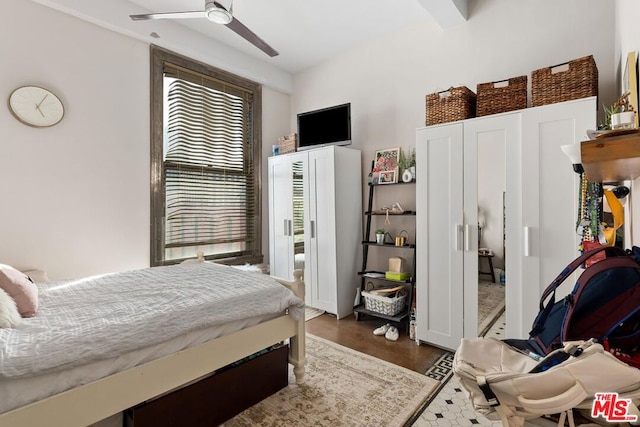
130, 0, 279, 57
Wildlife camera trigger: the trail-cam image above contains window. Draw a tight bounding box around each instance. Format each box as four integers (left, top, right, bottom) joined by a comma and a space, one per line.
150, 46, 262, 266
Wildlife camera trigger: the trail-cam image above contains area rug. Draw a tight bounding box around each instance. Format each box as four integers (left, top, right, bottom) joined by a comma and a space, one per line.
478, 280, 505, 336
223, 334, 441, 426
305, 306, 325, 321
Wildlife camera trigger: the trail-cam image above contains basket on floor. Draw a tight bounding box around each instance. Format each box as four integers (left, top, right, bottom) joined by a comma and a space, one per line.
361, 290, 407, 316
531, 55, 598, 107
425, 86, 476, 125
476, 76, 528, 117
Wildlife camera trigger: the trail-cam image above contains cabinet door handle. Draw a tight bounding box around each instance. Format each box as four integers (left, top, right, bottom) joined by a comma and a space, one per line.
464, 224, 472, 252
284, 219, 289, 236
310, 220, 315, 238
455, 225, 463, 251
523, 226, 531, 257
288, 220, 293, 237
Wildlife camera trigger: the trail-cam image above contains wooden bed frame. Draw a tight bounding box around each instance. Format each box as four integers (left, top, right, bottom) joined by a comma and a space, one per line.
0, 270, 306, 427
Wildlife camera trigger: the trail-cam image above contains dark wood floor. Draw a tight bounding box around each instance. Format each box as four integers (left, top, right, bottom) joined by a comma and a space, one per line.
306, 313, 448, 374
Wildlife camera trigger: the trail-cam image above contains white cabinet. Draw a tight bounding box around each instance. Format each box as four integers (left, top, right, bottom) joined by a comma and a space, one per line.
268, 145, 362, 319
415, 97, 596, 350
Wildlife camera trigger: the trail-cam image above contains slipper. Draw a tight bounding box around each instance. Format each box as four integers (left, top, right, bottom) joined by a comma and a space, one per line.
373, 323, 391, 336
385, 326, 399, 341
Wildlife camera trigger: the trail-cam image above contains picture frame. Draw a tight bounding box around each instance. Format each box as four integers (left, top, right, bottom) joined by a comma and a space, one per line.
374, 147, 400, 172
378, 169, 397, 184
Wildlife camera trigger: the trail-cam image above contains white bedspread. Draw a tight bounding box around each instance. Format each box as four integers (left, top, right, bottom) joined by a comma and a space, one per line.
0, 262, 304, 378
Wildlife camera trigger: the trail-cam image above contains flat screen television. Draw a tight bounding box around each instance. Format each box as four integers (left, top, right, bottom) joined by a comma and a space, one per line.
297, 103, 351, 150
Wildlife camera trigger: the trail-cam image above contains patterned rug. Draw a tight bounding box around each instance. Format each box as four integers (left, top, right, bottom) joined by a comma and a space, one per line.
304, 306, 325, 321
478, 281, 505, 336
223, 334, 441, 426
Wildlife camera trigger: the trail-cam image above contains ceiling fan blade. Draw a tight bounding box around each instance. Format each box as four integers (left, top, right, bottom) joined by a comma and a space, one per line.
225, 17, 279, 57
130, 11, 207, 21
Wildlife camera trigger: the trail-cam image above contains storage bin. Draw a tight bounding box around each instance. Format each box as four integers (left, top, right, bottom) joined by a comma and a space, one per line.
385, 271, 411, 281
531, 55, 598, 107
278, 133, 297, 154
425, 86, 476, 125
476, 76, 528, 116
362, 290, 407, 316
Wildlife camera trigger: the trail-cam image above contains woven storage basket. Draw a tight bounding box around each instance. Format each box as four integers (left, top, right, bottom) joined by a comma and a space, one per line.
278, 133, 297, 154
532, 55, 598, 107
425, 86, 476, 125
361, 290, 407, 316
476, 76, 528, 117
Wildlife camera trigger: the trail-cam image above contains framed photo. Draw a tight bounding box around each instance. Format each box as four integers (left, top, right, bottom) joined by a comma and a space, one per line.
378, 169, 397, 184
374, 147, 400, 173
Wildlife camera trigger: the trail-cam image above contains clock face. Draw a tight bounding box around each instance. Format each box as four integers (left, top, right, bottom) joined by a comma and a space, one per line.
8, 86, 64, 128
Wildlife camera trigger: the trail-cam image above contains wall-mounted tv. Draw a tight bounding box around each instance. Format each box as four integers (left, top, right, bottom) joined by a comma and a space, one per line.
297, 103, 351, 150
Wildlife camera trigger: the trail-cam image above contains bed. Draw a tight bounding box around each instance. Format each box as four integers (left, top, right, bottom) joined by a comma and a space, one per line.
0, 262, 306, 427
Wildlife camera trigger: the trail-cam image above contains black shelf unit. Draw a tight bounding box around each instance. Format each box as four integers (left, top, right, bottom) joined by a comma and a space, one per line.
353, 182, 416, 330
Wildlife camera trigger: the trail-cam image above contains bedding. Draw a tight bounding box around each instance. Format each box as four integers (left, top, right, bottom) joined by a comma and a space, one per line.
0, 262, 305, 416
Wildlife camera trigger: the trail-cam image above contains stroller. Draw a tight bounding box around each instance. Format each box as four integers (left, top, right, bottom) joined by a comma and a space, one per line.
454, 337, 640, 426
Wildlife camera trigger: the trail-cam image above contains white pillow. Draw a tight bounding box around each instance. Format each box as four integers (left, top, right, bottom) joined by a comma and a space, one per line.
0, 288, 21, 328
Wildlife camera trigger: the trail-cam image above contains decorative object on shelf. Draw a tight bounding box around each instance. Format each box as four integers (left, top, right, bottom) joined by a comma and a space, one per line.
378, 169, 397, 184
599, 91, 636, 130
425, 86, 476, 125
394, 230, 409, 247
531, 55, 598, 107
476, 75, 527, 117
388, 257, 406, 272
373, 147, 399, 184
375, 228, 386, 245
398, 147, 416, 182
8, 85, 64, 128
625, 51, 639, 128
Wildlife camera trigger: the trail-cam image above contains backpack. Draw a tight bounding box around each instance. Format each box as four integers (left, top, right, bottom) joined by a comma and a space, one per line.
526, 245, 640, 365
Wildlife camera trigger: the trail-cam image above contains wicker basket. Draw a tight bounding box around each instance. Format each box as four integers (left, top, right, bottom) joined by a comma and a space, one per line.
425, 86, 476, 125
278, 133, 297, 154
361, 290, 407, 316
532, 55, 598, 107
476, 76, 528, 117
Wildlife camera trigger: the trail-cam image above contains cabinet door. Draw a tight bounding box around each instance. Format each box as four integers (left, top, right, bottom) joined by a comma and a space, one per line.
516, 97, 596, 338
307, 148, 337, 313
269, 153, 309, 282
268, 155, 295, 281
464, 113, 520, 340
415, 123, 464, 350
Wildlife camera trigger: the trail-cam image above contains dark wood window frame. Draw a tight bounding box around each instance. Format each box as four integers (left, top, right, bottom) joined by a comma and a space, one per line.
150, 45, 263, 266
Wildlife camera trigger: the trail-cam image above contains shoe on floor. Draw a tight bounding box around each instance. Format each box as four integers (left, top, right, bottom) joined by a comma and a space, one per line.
373, 323, 391, 336
385, 326, 399, 341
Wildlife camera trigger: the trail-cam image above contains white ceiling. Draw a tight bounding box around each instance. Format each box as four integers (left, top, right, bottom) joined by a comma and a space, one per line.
38, 0, 467, 75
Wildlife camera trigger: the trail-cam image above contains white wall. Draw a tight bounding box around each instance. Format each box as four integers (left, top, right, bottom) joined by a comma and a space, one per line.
616, 0, 640, 245
291, 0, 616, 271
292, 0, 616, 198
1, 0, 290, 279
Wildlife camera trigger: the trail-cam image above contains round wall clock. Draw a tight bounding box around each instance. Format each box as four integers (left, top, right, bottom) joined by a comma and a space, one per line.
8, 86, 65, 128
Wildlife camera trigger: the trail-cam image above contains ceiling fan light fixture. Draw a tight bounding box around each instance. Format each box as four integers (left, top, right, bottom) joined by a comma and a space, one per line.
205, 1, 233, 24
206, 7, 232, 24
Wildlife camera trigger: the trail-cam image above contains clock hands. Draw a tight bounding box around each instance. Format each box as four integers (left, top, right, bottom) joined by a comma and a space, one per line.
34, 94, 48, 118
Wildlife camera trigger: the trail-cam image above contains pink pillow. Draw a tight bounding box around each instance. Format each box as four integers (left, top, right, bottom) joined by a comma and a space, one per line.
0, 264, 38, 317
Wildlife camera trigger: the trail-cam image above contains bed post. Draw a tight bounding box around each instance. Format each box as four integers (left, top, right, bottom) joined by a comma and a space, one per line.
289, 269, 306, 384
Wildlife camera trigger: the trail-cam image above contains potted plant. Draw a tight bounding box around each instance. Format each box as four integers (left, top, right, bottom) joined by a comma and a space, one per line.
375, 228, 386, 245
599, 91, 636, 130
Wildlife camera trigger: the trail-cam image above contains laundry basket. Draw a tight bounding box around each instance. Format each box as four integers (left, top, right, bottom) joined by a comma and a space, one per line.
361, 290, 407, 316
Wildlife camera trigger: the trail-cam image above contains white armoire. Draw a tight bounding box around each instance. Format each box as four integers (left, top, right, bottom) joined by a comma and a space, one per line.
268, 145, 362, 319
415, 97, 596, 350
